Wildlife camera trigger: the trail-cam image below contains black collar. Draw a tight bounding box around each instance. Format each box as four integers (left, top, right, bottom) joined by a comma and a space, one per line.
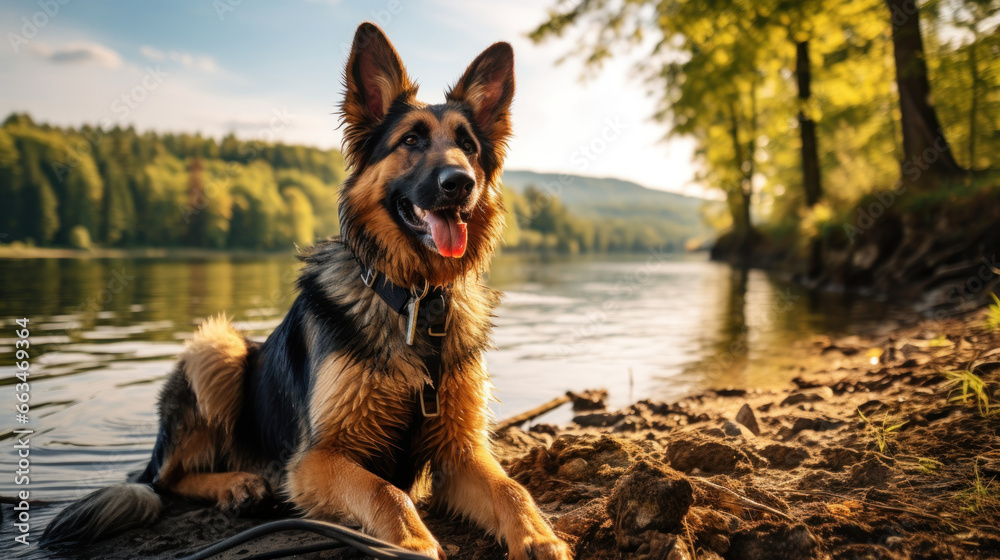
359, 261, 449, 417
359, 263, 447, 313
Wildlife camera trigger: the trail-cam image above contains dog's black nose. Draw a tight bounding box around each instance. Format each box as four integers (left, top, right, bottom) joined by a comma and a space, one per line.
438, 168, 475, 202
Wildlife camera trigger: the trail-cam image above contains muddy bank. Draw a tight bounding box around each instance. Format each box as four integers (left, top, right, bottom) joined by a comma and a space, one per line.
492, 307, 1000, 560
6, 309, 999, 559
712, 188, 1000, 311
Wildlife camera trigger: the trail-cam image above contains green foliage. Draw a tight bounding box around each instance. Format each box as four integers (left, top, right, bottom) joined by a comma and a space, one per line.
928, 334, 952, 347
283, 186, 316, 248
915, 457, 943, 475
277, 169, 339, 237
955, 461, 1000, 516
925, 0, 1000, 171
67, 225, 92, 250
943, 369, 994, 416
857, 409, 907, 454
900, 456, 944, 475
0, 114, 345, 251
0, 129, 24, 238
986, 293, 1000, 332
530, 0, 1000, 246
101, 159, 135, 245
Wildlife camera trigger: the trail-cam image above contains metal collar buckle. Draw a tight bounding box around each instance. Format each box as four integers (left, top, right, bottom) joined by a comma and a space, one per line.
360, 266, 376, 288
420, 386, 441, 417
411, 279, 430, 301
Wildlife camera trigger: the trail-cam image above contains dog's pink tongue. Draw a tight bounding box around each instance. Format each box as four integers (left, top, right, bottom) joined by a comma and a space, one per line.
424, 210, 467, 258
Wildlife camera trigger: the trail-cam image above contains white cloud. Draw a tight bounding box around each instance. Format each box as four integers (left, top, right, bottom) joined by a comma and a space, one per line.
32, 41, 123, 69
140, 45, 217, 73
139, 45, 165, 61
194, 57, 217, 73
0, 50, 335, 150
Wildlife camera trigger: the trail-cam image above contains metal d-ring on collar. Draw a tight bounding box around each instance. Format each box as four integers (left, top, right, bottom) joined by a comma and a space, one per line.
358, 262, 449, 417
360, 265, 377, 288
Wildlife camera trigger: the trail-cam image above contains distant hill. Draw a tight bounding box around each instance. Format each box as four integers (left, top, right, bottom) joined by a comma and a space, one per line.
500, 170, 713, 232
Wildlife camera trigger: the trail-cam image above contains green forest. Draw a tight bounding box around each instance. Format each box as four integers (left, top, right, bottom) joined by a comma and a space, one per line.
531, 0, 1000, 264
0, 113, 345, 251
0, 114, 697, 254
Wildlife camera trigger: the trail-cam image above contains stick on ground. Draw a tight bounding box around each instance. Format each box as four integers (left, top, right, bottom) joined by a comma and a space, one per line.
496, 393, 572, 431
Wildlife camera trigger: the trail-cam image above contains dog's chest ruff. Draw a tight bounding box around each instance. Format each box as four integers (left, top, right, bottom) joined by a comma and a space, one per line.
359, 262, 449, 417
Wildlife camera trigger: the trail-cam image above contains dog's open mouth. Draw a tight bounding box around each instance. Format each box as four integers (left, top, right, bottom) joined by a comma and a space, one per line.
396, 198, 468, 258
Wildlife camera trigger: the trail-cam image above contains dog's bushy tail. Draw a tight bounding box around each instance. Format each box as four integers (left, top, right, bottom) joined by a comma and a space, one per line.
41, 483, 162, 548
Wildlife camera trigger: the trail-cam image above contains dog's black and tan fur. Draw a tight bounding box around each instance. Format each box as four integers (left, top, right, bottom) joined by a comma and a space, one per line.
41, 23, 571, 560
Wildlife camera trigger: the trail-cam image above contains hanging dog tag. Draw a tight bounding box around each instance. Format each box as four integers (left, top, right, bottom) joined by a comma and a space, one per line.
405, 281, 430, 346
405, 296, 420, 345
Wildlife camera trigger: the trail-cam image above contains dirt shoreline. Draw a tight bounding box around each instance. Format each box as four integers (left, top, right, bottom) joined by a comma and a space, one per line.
6, 308, 999, 559
496, 308, 1000, 560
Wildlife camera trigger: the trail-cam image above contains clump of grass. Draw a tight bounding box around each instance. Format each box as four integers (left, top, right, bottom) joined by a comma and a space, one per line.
901, 457, 944, 476
956, 462, 1000, 516
986, 293, 1000, 332
928, 334, 951, 347
943, 369, 994, 416
857, 409, 907, 454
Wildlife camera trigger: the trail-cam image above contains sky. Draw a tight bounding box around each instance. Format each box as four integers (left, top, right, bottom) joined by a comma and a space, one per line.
0, 0, 702, 196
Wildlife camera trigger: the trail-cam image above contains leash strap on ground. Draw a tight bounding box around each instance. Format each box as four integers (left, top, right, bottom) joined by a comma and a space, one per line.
176, 518, 436, 560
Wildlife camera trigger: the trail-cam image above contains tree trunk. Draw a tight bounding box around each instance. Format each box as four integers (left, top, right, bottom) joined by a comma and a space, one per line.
186, 157, 206, 246
885, 0, 964, 183
727, 99, 754, 259
796, 41, 822, 207
741, 83, 758, 257
739, 183, 752, 253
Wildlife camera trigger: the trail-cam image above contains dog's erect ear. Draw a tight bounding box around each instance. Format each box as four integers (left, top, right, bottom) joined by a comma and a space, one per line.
342, 23, 415, 130
446, 42, 515, 144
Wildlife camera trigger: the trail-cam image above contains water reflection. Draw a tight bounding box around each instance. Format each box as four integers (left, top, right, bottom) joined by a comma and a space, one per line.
0, 253, 892, 501
707, 266, 751, 382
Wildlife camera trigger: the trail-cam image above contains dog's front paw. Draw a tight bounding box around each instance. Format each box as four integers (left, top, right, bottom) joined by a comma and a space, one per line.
218, 473, 271, 513
399, 536, 446, 560
511, 534, 572, 560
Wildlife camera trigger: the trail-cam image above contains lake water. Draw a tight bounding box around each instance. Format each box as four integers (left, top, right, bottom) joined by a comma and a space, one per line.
0, 252, 892, 503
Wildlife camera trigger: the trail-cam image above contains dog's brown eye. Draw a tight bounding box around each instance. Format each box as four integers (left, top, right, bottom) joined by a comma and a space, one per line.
403, 134, 418, 146
461, 139, 476, 154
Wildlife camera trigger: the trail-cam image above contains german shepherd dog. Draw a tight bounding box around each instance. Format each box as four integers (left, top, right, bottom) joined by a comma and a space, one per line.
41, 22, 571, 560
